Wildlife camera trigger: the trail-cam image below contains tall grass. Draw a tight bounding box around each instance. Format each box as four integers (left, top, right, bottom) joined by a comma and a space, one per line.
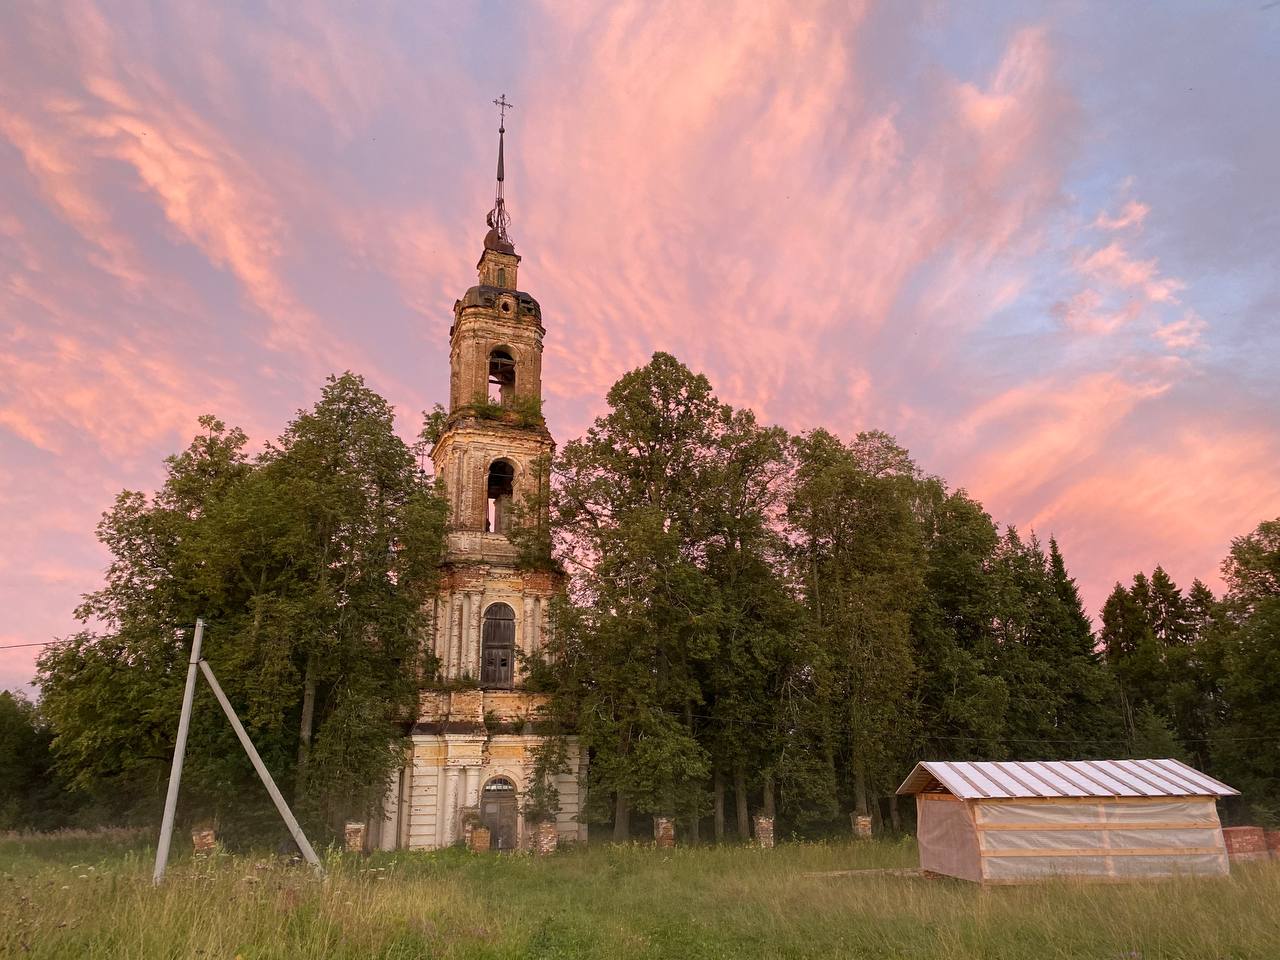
2, 830, 1276, 958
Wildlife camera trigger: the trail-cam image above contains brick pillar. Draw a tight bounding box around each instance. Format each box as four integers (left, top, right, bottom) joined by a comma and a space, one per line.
654, 816, 675, 848
753, 815, 775, 849
852, 814, 872, 839
534, 821, 558, 855
344, 820, 367, 854
191, 824, 218, 856
469, 825, 491, 852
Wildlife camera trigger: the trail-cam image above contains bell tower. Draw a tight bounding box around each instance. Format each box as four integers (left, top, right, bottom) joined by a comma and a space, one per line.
427, 98, 558, 686
378, 99, 583, 853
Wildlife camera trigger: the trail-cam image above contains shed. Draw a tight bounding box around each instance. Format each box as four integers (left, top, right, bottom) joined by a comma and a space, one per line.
896, 759, 1238, 884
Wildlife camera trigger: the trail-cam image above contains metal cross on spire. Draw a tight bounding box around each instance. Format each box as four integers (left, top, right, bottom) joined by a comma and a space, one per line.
493, 93, 514, 128
486, 94, 515, 249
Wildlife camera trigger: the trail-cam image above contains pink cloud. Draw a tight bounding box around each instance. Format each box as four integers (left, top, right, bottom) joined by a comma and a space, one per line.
0, 1, 1273, 692
1093, 199, 1149, 232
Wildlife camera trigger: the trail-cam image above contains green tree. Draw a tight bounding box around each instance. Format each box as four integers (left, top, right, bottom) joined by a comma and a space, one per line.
38, 374, 448, 836
548, 354, 725, 839
0, 691, 78, 830
786, 429, 923, 828
1213, 518, 1280, 818
546, 353, 803, 842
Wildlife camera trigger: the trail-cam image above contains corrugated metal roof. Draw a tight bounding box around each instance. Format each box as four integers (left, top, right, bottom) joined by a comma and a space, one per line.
896, 759, 1238, 799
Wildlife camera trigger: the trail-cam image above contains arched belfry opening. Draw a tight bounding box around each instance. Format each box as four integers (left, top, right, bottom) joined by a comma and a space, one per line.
488, 348, 515, 405
481, 603, 516, 689
486, 459, 515, 533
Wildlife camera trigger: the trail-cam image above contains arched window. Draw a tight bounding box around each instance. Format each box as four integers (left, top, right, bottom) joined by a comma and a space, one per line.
481, 603, 516, 688
496, 267, 506, 288
488, 348, 515, 405
486, 459, 515, 533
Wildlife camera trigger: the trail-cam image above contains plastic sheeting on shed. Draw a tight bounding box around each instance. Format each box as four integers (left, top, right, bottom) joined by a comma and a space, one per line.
913, 794, 1230, 884
916, 796, 981, 883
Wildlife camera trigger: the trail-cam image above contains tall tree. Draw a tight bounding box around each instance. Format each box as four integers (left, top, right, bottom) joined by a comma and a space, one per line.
786, 429, 923, 825
38, 374, 447, 834
548, 354, 725, 838
1213, 518, 1280, 817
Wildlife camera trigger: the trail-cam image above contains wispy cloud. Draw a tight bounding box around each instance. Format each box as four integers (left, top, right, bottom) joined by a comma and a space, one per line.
0, 1, 1276, 690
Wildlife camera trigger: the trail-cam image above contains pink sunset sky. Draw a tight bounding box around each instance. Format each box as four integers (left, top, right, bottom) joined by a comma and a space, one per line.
2, 2, 1278, 692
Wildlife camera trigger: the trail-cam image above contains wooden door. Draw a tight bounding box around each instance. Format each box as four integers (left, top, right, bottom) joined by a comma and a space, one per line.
481, 778, 519, 850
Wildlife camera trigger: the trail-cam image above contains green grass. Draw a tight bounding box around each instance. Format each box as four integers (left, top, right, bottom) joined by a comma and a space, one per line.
2, 830, 1278, 959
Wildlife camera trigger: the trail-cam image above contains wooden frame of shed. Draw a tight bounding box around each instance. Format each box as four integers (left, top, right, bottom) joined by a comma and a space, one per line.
897, 759, 1238, 884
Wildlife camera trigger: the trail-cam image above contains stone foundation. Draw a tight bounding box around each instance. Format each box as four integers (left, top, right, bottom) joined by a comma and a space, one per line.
852, 814, 872, 839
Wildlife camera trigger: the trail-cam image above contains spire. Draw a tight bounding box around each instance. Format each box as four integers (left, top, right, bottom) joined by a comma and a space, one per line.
485, 94, 515, 254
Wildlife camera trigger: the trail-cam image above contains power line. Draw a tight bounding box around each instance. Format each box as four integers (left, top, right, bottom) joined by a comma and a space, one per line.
0, 640, 67, 650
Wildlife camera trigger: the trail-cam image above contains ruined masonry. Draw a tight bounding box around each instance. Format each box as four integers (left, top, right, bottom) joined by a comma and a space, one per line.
368, 115, 586, 851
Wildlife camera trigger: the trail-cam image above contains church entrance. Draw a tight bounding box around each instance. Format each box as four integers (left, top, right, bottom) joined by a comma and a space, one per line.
481, 777, 519, 851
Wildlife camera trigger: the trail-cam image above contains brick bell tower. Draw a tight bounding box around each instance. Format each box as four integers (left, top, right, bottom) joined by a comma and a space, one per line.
374, 98, 584, 852
428, 108, 558, 686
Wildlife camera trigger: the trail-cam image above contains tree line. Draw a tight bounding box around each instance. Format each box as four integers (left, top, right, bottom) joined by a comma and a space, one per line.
4, 357, 1277, 839
532, 353, 1279, 839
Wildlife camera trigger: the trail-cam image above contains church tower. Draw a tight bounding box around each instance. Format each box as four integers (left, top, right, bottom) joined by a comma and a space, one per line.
373, 99, 585, 852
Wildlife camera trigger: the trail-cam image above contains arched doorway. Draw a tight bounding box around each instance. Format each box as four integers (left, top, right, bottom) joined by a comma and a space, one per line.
481, 777, 519, 851
481, 602, 515, 688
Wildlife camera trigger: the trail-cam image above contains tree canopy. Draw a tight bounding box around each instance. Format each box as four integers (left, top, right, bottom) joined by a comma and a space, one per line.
36, 373, 447, 837
17, 358, 1280, 837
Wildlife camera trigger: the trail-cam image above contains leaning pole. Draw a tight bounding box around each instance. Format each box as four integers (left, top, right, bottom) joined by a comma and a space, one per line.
153, 618, 204, 884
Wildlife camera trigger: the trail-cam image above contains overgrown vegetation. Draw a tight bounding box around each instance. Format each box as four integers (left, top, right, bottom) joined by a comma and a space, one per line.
464, 391, 545, 429
3, 831, 1279, 959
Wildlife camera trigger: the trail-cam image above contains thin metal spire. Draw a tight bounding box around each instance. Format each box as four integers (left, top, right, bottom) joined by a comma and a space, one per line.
486, 94, 514, 248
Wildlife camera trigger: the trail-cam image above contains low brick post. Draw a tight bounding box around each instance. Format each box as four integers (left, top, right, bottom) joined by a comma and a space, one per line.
344, 820, 367, 854
534, 821, 558, 856
654, 816, 675, 848
753, 815, 775, 849
852, 814, 872, 840
469, 825, 491, 853
191, 824, 218, 856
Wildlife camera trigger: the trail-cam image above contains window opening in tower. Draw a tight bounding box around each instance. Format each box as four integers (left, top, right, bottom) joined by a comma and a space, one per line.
486, 459, 515, 533
488, 349, 516, 405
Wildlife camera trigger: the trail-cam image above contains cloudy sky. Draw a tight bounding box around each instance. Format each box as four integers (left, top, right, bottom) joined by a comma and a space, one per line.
2, 1, 1278, 691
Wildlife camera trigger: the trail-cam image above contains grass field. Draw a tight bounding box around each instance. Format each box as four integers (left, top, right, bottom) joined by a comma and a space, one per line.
2, 830, 1278, 959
